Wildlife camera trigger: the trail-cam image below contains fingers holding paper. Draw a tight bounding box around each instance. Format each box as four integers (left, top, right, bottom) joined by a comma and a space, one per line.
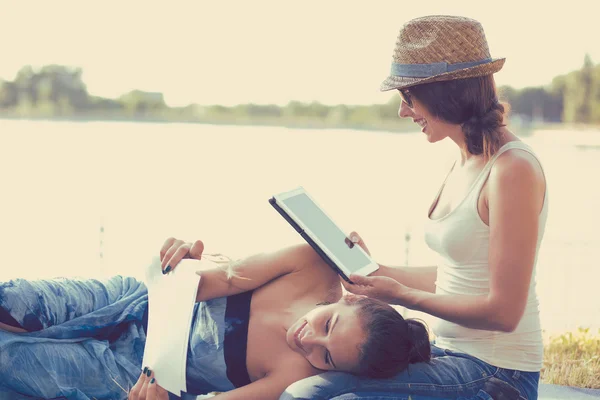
129, 368, 169, 400
128, 368, 150, 400
160, 237, 205, 274
160, 237, 187, 273
143, 372, 169, 400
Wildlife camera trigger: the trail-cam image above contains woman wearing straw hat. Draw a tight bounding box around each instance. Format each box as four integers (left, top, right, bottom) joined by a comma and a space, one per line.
282, 15, 547, 400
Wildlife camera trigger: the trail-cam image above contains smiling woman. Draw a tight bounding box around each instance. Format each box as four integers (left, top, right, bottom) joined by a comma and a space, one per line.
0, 238, 428, 400
286, 299, 368, 373
287, 295, 430, 377
283, 14, 548, 400
405, 75, 507, 161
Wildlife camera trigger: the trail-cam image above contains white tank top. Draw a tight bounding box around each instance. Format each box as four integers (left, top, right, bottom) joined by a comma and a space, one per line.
423, 141, 548, 372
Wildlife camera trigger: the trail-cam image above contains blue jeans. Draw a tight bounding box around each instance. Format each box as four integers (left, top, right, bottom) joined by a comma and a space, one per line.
0, 276, 148, 400
281, 345, 539, 400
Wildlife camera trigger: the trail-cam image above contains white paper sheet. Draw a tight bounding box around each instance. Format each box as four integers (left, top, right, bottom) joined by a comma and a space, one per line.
141, 256, 207, 396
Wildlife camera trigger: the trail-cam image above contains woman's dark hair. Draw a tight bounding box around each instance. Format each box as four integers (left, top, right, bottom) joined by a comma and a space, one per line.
342, 294, 431, 378
408, 75, 509, 160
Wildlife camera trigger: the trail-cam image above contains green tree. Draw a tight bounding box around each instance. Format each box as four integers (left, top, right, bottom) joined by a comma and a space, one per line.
590, 64, 600, 123
562, 55, 595, 123
0, 80, 18, 108
577, 54, 594, 123
326, 104, 350, 124
379, 94, 401, 119
119, 90, 166, 116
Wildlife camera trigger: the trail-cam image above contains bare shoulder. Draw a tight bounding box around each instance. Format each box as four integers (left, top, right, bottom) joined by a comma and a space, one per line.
287, 242, 325, 268
216, 357, 317, 400
488, 145, 546, 209
268, 353, 318, 383
259, 358, 317, 400
252, 242, 341, 304
491, 146, 545, 188
258, 242, 326, 277
285, 243, 339, 280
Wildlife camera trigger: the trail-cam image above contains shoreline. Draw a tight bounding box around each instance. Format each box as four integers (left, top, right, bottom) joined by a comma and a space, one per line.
1, 114, 599, 136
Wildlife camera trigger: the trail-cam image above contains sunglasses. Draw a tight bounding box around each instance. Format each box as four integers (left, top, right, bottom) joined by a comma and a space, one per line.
399, 89, 414, 108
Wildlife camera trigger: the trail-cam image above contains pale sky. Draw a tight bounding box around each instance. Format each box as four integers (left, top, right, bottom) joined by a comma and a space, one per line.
1, 0, 599, 107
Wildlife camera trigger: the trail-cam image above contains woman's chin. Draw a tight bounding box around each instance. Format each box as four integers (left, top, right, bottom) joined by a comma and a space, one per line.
285, 327, 294, 349
423, 130, 439, 143
285, 318, 301, 350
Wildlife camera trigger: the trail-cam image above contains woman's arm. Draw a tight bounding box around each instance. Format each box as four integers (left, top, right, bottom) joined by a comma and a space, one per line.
346, 153, 545, 332
212, 375, 296, 400
127, 367, 309, 400
159, 238, 323, 302
195, 244, 322, 301
372, 264, 437, 293
347, 232, 437, 293
212, 364, 314, 400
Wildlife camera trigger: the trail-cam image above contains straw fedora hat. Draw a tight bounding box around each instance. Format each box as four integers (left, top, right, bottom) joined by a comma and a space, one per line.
380, 15, 505, 91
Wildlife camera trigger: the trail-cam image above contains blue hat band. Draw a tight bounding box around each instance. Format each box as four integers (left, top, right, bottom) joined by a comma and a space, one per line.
391, 58, 493, 78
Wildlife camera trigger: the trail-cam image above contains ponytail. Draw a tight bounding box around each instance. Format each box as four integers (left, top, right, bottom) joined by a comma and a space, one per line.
461, 100, 506, 160
343, 295, 432, 379
406, 319, 432, 364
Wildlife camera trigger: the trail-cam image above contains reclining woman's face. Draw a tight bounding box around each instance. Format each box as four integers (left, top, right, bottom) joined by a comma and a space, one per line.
286, 302, 364, 372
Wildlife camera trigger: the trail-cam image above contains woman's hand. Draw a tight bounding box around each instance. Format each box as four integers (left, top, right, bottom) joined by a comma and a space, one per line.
342, 274, 409, 305
342, 231, 409, 305
346, 231, 371, 256
159, 237, 205, 274
128, 368, 169, 400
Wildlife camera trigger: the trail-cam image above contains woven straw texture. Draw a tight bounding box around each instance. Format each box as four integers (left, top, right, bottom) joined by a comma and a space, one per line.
380, 15, 505, 91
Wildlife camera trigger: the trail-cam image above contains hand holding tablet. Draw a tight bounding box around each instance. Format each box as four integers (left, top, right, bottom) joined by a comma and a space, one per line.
270, 187, 379, 282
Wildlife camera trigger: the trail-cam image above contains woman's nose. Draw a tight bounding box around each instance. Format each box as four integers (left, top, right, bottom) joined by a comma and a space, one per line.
398, 101, 413, 118
301, 332, 325, 348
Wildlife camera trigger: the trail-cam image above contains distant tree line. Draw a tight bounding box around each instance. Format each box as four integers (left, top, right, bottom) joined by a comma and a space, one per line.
0, 55, 598, 131
499, 54, 600, 125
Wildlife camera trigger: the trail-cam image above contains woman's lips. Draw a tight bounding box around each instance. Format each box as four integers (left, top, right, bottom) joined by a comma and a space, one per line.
294, 321, 307, 351
414, 119, 427, 131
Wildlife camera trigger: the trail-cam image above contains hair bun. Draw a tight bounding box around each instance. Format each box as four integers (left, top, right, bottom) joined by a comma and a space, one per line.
465, 100, 504, 128
461, 100, 505, 156
406, 319, 432, 364
463, 113, 485, 133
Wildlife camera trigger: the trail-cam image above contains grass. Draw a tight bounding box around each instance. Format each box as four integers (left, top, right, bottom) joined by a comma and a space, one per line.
541, 328, 600, 388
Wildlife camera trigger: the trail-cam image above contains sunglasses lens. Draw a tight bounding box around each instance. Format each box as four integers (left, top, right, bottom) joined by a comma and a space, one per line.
400, 90, 413, 108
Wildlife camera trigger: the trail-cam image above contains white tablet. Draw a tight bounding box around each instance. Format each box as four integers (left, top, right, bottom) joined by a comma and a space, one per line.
270, 187, 379, 282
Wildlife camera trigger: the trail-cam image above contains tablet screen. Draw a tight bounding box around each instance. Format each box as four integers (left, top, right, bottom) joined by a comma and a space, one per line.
281, 193, 372, 273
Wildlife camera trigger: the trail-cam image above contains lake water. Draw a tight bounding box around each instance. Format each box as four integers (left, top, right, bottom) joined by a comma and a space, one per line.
1, 119, 598, 336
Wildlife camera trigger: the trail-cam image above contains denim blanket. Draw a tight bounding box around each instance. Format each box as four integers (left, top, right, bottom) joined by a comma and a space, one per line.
0, 276, 148, 400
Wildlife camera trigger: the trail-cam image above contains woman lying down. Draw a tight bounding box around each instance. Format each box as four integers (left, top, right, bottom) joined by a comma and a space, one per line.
0, 238, 430, 400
